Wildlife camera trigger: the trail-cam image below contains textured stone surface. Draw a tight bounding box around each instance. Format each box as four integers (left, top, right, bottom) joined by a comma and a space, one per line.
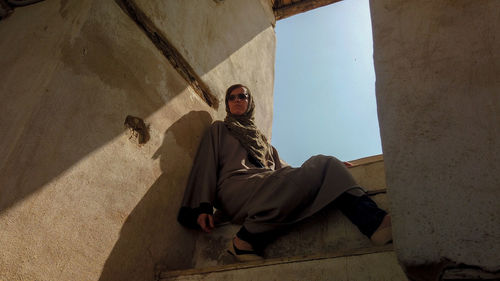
370, 0, 500, 272
0, 0, 275, 280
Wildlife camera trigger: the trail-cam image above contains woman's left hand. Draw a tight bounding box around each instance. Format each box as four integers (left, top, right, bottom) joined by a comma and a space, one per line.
197, 213, 215, 233
343, 161, 353, 167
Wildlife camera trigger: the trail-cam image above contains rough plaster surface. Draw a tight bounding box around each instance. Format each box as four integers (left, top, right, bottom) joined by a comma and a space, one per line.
0, 0, 275, 280
370, 0, 500, 271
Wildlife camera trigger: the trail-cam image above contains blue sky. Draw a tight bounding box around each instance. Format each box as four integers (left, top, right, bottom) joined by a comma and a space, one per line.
271, 0, 381, 167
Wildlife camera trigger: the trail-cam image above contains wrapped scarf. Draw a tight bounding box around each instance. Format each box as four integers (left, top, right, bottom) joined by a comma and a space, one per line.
224, 85, 272, 168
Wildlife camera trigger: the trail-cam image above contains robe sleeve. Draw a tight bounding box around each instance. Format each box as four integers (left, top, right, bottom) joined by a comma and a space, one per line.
177, 123, 220, 229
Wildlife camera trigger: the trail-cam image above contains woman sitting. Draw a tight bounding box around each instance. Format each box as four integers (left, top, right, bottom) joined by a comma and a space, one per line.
178, 84, 392, 261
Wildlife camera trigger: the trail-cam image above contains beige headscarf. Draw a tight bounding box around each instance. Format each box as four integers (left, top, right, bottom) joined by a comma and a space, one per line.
224, 84, 272, 168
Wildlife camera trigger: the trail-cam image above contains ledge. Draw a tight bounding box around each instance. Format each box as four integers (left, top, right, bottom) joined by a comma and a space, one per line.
159, 244, 394, 279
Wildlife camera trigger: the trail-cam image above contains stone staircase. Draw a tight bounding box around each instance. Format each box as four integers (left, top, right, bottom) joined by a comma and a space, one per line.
158, 155, 409, 281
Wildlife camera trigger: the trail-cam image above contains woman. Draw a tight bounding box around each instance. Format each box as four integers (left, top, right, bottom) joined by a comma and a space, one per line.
178, 84, 392, 261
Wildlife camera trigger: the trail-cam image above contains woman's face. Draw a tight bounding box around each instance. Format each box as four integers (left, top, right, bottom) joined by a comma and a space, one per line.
228, 87, 249, 115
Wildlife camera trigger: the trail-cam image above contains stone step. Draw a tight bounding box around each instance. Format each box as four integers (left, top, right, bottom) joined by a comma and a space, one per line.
347, 155, 386, 191
193, 192, 390, 268
159, 245, 408, 281
191, 157, 390, 268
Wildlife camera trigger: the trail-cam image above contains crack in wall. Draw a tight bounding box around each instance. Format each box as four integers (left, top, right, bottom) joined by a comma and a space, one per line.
115, 0, 219, 109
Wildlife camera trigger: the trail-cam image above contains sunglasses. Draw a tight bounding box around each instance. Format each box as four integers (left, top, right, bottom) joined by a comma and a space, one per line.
228, 93, 249, 101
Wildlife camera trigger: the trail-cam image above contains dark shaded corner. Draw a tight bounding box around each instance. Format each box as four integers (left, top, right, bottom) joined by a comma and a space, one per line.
98, 110, 213, 281
404, 259, 500, 281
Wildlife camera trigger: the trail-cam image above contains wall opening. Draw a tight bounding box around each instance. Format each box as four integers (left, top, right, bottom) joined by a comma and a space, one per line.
271, 0, 381, 166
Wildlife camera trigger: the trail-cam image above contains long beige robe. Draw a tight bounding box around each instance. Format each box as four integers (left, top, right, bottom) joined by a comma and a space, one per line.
178, 121, 364, 233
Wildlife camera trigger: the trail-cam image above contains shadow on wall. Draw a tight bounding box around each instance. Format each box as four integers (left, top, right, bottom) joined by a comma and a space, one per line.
0, 0, 268, 213
98, 110, 213, 281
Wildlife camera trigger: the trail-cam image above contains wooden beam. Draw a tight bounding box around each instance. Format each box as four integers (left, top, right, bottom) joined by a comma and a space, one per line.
274, 0, 343, 20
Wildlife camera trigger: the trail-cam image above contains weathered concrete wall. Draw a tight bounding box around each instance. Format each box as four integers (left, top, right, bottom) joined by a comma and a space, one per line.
371, 0, 500, 274
0, 0, 275, 280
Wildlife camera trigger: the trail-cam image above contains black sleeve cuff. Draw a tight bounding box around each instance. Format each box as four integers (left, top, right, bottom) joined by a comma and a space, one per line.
177, 202, 213, 229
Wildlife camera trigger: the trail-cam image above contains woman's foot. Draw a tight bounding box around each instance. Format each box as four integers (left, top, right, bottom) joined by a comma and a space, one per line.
227, 237, 263, 262
233, 236, 253, 251
370, 214, 393, 246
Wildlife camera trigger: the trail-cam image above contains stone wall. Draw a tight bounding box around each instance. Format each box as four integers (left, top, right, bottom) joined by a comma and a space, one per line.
371, 0, 500, 275
0, 0, 275, 280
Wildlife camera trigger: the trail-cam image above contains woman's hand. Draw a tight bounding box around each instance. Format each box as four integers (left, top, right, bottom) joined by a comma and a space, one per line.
197, 213, 214, 233
343, 161, 353, 167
